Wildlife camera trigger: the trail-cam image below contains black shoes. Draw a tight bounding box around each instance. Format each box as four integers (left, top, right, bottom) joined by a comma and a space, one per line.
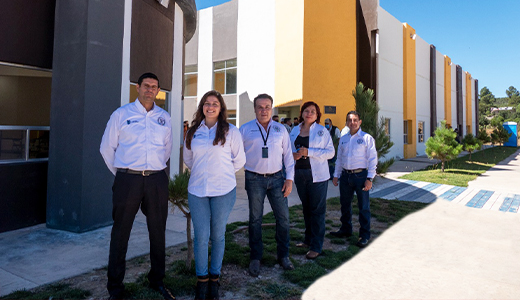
249, 259, 260, 277
151, 285, 176, 300
329, 230, 352, 238
194, 275, 209, 300
356, 237, 369, 248
208, 273, 220, 300
278, 257, 295, 270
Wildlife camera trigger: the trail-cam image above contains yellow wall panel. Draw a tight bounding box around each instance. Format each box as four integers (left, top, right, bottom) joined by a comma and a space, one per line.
302, 0, 357, 127
465, 72, 472, 134
403, 23, 416, 158
444, 55, 452, 127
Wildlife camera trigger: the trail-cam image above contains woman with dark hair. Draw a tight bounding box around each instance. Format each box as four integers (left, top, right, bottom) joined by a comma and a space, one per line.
184, 90, 246, 300
289, 101, 334, 259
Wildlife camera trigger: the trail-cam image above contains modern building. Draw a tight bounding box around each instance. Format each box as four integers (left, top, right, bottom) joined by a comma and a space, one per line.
0, 0, 197, 233
183, 0, 479, 160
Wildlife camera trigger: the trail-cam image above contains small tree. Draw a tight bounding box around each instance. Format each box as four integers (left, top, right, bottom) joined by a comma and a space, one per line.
462, 133, 481, 162
425, 120, 463, 172
477, 127, 491, 145
491, 126, 512, 146
352, 82, 394, 174
168, 170, 193, 268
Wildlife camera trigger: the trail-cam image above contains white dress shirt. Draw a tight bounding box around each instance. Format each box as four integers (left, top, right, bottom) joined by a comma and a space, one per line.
100, 100, 173, 175
183, 121, 246, 197
334, 128, 377, 179
240, 119, 295, 181
340, 126, 350, 137
290, 122, 335, 182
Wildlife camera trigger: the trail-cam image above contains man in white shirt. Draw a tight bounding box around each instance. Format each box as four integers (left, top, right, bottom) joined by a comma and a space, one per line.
331, 111, 377, 248
240, 93, 295, 277
100, 73, 174, 300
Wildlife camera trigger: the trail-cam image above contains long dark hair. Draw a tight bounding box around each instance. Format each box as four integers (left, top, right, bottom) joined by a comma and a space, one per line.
298, 101, 322, 124
185, 90, 229, 149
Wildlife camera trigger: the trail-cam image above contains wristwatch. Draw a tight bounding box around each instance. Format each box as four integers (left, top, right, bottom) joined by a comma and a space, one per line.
367, 178, 373, 182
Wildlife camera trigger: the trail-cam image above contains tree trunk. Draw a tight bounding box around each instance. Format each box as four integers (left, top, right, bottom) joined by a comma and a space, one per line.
186, 213, 193, 269
441, 160, 445, 172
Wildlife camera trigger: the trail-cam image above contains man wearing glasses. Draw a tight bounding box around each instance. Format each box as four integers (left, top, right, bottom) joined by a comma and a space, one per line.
240, 93, 295, 277
100, 73, 175, 300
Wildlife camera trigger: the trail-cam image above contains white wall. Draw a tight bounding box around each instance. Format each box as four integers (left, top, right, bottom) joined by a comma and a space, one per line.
415, 36, 430, 155
169, 3, 184, 176
197, 8, 214, 104
377, 7, 404, 160
237, 0, 276, 125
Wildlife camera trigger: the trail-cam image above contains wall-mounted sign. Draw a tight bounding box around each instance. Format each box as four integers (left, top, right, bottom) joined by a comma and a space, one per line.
324, 106, 336, 114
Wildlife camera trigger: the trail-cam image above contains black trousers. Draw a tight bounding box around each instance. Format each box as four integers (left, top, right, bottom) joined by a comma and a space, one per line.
107, 170, 169, 295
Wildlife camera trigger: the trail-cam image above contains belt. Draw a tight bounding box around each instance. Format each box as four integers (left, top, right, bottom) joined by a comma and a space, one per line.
246, 170, 282, 177
117, 168, 163, 176
343, 168, 366, 174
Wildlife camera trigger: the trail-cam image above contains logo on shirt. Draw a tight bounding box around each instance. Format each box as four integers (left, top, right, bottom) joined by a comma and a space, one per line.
318, 130, 324, 136
126, 120, 139, 125
158, 117, 166, 126
357, 139, 363, 144
273, 126, 281, 133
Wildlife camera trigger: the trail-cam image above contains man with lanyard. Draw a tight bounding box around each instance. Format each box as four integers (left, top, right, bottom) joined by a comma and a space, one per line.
240, 93, 295, 277
100, 73, 175, 300
331, 111, 377, 248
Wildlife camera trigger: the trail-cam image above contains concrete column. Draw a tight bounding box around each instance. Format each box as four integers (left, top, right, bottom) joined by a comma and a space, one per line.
47, 0, 125, 232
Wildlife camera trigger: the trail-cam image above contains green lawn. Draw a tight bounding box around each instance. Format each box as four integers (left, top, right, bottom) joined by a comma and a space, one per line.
400, 146, 518, 186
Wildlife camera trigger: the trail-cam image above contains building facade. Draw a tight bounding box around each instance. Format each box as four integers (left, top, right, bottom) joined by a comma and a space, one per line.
0, 0, 197, 233
183, 0, 478, 160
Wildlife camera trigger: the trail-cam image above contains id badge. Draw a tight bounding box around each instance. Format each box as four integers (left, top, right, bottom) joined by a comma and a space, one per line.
262, 146, 269, 158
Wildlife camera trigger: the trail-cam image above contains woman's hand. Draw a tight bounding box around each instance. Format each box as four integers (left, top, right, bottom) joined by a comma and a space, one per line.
297, 146, 308, 157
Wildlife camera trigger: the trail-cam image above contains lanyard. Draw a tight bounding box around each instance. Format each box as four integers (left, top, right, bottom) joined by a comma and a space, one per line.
256, 123, 271, 146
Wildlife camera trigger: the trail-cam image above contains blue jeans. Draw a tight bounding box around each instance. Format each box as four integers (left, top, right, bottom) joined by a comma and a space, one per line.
188, 187, 236, 276
294, 169, 328, 253
339, 169, 371, 240
245, 170, 290, 260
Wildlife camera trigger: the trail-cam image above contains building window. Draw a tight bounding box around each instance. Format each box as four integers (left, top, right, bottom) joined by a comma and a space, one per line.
418, 121, 425, 143
228, 110, 237, 126
0, 126, 50, 163
403, 120, 409, 144
384, 118, 391, 137
184, 65, 198, 97
213, 58, 237, 94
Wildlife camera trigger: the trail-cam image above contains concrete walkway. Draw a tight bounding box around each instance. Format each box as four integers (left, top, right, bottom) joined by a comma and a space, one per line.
1, 149, 519, 298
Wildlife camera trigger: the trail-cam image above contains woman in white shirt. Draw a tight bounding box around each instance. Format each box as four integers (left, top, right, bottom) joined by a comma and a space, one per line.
184, 90, 246, 300
289, 101, 335, 259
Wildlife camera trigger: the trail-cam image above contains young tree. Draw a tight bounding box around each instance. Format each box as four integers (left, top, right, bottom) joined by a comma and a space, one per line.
506, 86, 520, 106
479, 87, 496, 117
425, 120, 463, 172
490, 116, 504, 128
168, 170, 193, 268
352, 82, 394, 174
491, 126, 512, 146
462, 133, 482, 162
477, 127, 491, 145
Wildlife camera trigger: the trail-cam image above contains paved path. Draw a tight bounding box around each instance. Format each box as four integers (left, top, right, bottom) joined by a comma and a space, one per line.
1, 148, 519, 298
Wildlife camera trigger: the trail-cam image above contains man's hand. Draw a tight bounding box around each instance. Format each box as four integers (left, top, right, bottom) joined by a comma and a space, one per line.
282, 179, 293, 197
293, 152, 302, 160
362, 180, 373, 191
297, 146, 308, 157
332, 177, 339, 186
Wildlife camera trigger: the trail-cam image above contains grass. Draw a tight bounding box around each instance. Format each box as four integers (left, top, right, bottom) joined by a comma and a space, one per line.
3, 196, 429, 300
400, 146, 518, 186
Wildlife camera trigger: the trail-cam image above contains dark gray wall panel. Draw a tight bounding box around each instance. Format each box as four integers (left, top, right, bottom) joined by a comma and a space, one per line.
212, 0, 238, 62
47, 0, 125, 232
430, 45, 437, 136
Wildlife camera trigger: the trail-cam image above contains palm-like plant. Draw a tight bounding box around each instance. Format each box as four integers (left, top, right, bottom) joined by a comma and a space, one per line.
168, 169, 193, 268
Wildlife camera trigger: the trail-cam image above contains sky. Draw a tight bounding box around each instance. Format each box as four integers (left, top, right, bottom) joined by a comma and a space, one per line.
194, 0, 519, 98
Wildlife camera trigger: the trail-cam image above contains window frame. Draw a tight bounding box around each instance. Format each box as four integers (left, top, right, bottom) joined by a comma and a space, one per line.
213, 58, 237, 95
418, 121, 425, 143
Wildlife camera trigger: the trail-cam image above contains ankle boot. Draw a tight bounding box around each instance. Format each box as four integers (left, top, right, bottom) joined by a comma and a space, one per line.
208, 273, 220, 300
194, 275, 208, 300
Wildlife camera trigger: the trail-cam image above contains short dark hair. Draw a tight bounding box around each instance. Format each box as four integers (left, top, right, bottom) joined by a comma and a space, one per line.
138, 72, 160, 87
346, 110, 360, 121
299, 101, 322, 124
293, 117, 298, 120
254, 93, 274, 107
